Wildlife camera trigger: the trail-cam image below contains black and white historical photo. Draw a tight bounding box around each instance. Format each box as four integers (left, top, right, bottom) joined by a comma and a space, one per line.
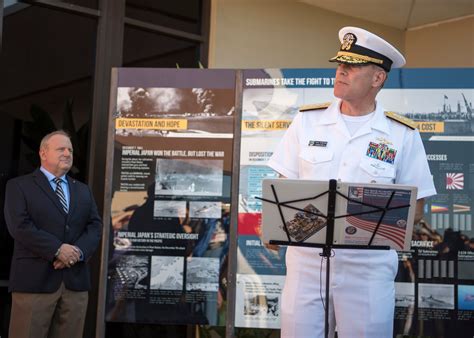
186, 257, 219, 292
155, 158, 224, 197
244, 294, 279, 317
153, 200, 187, 218
395, 282, 415, 307
189, 201, 222, 219
418, 283, 454, 309
114, 255, 149, 290
150, 256, 184, 291
116, 87, 235, 137
242, 87, 298, 125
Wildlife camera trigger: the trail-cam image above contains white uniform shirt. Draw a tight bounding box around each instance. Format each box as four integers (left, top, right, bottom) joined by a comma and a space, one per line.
269, 99, 435, 338
268, 98, 436, 200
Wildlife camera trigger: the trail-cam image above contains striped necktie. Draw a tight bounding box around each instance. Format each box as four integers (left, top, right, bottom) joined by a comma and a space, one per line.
53, 177, 68, 213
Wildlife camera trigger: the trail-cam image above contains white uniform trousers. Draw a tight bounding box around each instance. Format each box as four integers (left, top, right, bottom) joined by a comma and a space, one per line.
281, 247, 398, 338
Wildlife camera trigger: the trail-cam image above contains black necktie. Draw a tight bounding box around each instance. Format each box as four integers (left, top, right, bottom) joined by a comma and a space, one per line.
54, 177, 68, 213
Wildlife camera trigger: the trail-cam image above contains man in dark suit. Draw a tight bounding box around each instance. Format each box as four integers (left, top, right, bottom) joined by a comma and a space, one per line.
4, 130, 102, 338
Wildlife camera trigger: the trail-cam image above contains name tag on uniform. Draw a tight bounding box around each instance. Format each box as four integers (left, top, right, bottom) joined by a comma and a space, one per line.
308, 140, 328, 147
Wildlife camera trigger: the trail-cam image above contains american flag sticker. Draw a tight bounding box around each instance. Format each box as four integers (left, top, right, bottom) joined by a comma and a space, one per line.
344, 187, 412, 250
346, 217, 406, 249
446, 173, 464, 190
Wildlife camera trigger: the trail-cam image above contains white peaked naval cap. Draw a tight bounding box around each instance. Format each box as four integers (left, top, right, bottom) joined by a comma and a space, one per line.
329, 26, 406, 72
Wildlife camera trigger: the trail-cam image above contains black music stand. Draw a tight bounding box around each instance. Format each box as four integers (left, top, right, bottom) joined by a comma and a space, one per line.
257, 179, 415, 338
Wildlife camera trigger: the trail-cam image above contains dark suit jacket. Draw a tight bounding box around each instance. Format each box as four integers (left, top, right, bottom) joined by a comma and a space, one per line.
4, 168, 102, 293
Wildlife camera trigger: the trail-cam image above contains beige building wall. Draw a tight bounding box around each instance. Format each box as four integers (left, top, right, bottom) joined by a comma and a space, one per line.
406, 16, 474, 67
209, 0, 404, 68
209, 0, 473, 69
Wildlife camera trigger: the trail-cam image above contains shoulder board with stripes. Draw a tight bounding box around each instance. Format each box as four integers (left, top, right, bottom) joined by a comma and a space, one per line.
299, 102, 331, 112
385, 111, 417, 130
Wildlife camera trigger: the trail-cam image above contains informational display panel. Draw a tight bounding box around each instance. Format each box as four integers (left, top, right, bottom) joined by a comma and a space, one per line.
105, 68, 235, 325
102, 68, 474, 337
391, 70, 474, 337
235, 68, 474, 338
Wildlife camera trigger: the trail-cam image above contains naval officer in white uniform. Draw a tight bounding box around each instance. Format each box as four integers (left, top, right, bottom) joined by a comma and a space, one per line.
268, 26, 436, 338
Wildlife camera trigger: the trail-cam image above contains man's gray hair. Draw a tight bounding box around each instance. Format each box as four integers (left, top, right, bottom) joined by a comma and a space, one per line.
39, 130, 71, 150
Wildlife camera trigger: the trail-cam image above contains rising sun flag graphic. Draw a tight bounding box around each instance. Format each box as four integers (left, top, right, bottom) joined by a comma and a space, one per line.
446, 173, 464, 190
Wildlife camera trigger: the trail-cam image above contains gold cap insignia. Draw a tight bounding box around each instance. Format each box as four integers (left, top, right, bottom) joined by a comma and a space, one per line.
341, 33, 356, 51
